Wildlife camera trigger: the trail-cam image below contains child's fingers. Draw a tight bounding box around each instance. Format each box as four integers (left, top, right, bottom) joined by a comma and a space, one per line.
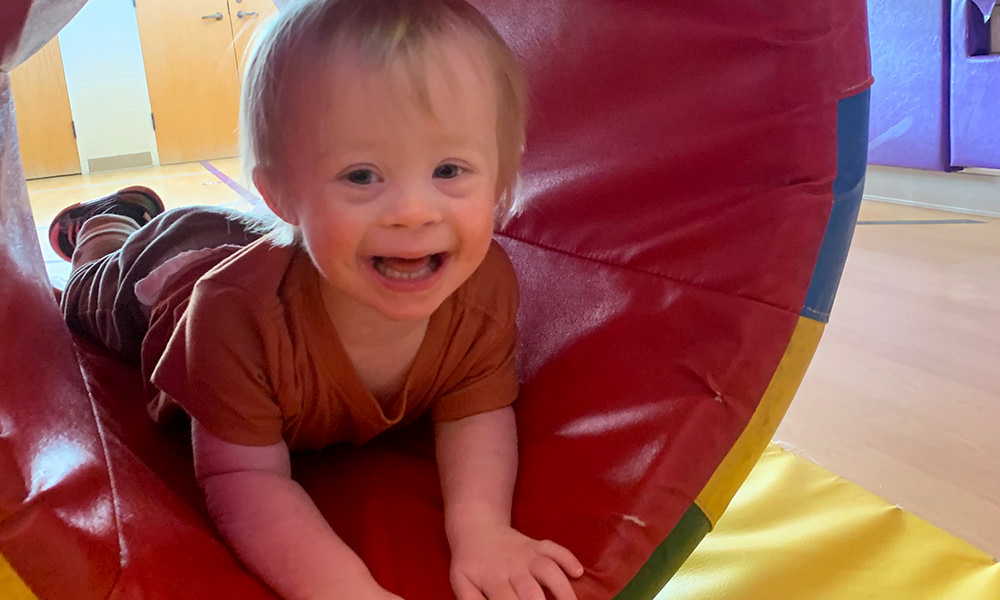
452, 574, 488, 600
483, 581, 519, 600
538, 540, 585, 578
510, 572, 546, 600
529, 559, 577, 600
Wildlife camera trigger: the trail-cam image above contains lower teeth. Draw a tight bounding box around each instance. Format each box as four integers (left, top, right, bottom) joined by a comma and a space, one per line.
373, 254, 443, 280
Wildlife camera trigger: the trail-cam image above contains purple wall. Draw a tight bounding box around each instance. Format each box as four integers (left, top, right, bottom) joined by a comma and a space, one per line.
950, 1, 1000, 169
867, 0, 952, 171
868, 0, 1000, 171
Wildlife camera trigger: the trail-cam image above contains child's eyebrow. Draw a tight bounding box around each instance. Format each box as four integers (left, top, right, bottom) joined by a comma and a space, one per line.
427, 126, 495, 150
434, 136, 489, 152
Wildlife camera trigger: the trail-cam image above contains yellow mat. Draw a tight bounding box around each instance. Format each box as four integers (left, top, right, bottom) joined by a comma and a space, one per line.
0, 554, 34, 600
660, 444, 1000, 600
3, 445, 998, 599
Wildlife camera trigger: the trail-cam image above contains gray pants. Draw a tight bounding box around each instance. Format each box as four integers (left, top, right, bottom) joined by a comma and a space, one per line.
60, 206, 265, 363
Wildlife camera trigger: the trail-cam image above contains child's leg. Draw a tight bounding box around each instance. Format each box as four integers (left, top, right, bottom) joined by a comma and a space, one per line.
71, 214, 140, 270
56, 189, 266, 363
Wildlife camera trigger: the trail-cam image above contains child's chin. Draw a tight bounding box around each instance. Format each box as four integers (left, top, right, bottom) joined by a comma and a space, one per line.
376, 303, 441, 323
368, 289, 447, 321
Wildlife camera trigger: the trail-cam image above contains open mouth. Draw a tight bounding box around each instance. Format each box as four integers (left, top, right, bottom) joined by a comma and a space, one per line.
371, 253, 446, 281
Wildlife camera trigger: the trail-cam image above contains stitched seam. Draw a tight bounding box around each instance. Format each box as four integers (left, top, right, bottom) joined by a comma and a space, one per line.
801, 305, 831, 320
496, 231, 799, 315
70, 344, 127, 599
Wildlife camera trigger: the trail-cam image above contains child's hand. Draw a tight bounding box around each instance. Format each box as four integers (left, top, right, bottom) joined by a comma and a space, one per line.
448, 524, 583, 600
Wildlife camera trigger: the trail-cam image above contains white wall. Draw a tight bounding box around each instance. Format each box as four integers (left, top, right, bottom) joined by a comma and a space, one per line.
59, 0, 158, 173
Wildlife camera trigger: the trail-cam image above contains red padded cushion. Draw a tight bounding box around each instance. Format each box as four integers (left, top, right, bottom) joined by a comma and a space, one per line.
0, 1, 872, 598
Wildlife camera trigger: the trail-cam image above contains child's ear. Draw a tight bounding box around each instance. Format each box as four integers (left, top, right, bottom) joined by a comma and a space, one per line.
253, 165, 299, 226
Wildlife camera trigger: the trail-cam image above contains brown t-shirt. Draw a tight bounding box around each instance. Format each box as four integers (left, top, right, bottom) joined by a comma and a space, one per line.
146, 237, 519, 451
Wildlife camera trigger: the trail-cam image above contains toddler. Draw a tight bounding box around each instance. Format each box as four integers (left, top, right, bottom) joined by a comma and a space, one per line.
50, 0, 582, 598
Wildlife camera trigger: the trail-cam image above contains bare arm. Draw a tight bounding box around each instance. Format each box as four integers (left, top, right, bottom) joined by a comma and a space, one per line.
192, 420, 402, 600
435, 407, 583, 600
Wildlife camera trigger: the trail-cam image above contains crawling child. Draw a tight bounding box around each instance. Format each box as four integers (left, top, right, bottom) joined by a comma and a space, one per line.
49, 0, 583, 598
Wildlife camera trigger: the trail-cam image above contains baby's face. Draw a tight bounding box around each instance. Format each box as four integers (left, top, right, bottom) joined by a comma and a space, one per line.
272, 35, 500, 325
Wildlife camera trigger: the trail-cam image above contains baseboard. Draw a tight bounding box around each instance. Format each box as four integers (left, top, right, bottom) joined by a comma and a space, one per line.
87, 151, 153, 173
864, 165, 1000, 218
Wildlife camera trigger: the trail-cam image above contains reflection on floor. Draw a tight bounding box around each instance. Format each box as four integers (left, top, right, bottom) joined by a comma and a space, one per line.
25, 163, 1000, 559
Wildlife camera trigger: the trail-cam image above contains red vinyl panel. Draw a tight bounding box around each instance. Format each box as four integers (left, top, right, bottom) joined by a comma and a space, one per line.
0, 1, 872, 598
0, 0, 30, 64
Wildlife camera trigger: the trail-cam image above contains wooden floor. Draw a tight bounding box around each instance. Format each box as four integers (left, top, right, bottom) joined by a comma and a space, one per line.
25, 163, 1000, 558
26, 158, 261, 288
775, 199, 1000, 558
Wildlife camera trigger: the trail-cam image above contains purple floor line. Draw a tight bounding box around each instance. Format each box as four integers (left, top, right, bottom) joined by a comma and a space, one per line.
199, 160, 263, 207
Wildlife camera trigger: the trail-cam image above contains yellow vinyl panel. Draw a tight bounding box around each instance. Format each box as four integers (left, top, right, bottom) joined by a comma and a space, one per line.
696, 316, 825, 525
663, 445, 1000, 600
0, 554, 37, 600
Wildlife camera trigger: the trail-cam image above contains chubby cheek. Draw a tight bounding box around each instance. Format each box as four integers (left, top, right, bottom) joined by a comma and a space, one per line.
462, 203, 498, 256
299, 213, 364, 268
471, 220, 495, 262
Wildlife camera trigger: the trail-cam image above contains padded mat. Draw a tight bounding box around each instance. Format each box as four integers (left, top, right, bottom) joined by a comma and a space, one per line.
0, 554, 34, 600
660, 444, 1000, 600
6, 444, 996, 599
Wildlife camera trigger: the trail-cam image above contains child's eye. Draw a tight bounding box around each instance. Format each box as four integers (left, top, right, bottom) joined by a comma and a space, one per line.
433, 163, 463, 179
344, 168, 379, 185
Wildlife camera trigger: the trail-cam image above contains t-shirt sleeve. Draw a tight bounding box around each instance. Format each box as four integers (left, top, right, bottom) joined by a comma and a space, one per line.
150, 280, 284, 446
431, 244, 520, 422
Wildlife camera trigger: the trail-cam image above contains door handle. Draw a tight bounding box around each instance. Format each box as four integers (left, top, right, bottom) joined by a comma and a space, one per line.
201, 12, 223, 20
237, 10, 259, 18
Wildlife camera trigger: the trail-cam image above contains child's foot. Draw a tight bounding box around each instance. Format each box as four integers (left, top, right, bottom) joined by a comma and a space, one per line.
48, 186, 165, 261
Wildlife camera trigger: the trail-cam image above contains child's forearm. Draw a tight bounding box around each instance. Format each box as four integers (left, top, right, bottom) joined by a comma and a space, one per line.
200, 469, 382, 600
436, 407, 583, 599
434, 406, 519, 548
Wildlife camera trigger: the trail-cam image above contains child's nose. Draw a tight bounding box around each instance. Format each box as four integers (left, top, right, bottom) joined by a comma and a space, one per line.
382, 185, 443, 229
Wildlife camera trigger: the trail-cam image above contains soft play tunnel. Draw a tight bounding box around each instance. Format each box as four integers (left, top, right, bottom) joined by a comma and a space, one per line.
0, 1, 872, 599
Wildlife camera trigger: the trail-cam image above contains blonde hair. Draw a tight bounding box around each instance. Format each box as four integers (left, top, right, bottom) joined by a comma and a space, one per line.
240, 0, 527, 237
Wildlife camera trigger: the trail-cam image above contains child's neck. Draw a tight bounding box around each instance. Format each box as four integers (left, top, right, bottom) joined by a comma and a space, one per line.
339, 317, 429, 403
319, 283, 430, 402
335, 311, 429, 354
320, 284, 430, 348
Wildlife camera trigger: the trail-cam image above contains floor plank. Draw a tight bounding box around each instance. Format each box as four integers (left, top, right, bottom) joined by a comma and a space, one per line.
776, 200, 1000, 558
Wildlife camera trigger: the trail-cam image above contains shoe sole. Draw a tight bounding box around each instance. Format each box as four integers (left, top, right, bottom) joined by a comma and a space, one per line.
48, 185, 165, 262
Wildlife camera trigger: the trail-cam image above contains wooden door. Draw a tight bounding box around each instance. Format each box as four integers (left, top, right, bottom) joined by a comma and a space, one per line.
230, 0, 279, 81
135, 0, 242, 165
9, 37, 81, 180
